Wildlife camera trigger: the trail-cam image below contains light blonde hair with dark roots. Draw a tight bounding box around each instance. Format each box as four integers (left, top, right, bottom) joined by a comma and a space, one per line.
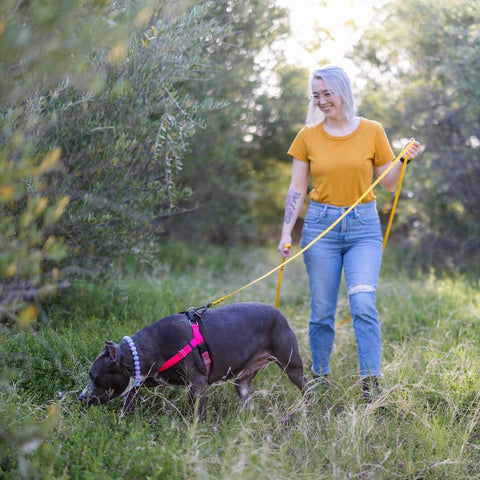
306, 65, 357, 126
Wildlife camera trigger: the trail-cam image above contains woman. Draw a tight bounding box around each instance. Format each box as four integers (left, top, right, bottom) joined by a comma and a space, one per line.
278, 65, 420, 401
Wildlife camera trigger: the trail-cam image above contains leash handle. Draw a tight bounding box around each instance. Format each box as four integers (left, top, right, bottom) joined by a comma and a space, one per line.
275, 243, 291, 308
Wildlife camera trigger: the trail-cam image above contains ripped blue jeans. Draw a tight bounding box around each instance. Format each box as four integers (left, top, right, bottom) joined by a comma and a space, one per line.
300, 200, 383, 378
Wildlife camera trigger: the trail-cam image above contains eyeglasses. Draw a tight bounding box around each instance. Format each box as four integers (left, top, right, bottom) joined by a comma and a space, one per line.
309, 90, 336, 101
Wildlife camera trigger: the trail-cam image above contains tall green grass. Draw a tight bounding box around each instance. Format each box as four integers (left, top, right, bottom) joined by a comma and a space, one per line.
1, 243, 480, 479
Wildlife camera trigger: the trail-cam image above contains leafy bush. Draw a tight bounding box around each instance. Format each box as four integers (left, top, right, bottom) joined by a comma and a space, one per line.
0, 0, 152, 319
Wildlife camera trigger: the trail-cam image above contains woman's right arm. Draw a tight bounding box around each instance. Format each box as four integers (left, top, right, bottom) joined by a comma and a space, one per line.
278, 158, 310, 257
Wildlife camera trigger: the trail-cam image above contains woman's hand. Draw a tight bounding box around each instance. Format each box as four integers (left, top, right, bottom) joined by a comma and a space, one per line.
278, 238, 292, 258
403, 138, 421, 160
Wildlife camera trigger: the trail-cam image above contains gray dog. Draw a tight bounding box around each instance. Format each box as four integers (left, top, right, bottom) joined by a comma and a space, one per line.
79, 302, 306, 417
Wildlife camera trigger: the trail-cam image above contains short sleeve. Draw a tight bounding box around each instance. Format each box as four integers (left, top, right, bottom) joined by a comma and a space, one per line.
287, 127, 309, 163
373, 124, 395, 167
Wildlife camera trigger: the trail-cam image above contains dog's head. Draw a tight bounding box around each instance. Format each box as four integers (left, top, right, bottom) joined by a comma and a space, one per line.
79, 341, 131, 406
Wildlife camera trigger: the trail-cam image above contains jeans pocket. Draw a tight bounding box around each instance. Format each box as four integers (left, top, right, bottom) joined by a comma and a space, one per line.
357, 209, 380, 226
301, 215, 336, 248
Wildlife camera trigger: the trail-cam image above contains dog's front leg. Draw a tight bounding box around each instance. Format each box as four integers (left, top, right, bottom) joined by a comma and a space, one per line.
189, 379, 207, 421
123, 387, 138, 412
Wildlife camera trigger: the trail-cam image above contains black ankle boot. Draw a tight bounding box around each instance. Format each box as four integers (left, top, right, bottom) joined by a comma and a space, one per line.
313, 373, 329, 387
307, 373, 329, 394
362, 376, 380, 403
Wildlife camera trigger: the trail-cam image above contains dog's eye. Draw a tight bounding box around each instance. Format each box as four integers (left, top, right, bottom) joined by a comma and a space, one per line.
89, 372, 105, 389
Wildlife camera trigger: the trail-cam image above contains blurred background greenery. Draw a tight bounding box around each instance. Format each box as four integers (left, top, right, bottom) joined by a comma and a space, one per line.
1, 0, 479, 322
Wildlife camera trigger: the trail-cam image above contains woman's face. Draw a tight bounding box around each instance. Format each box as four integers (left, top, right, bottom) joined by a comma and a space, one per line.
311, 78, 343, 120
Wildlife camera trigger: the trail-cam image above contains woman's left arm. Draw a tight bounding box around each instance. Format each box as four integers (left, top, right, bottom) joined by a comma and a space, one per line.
376, 138, 421, 192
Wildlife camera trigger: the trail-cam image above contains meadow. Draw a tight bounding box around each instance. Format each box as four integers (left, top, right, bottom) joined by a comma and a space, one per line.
1, 244, 480, 479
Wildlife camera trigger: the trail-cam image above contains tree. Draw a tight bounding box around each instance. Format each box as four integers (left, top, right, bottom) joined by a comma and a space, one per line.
165, 0, 293, 244
353, 0, 480, 269
0, 0, 149, 321
34, 3, 230, 269
247, 63, 310, 241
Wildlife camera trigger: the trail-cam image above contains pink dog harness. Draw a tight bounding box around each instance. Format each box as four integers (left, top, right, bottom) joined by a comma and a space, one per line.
157, 308, 211, 376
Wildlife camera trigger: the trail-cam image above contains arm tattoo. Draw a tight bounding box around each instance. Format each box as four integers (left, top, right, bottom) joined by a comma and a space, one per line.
284, 189, 301, 225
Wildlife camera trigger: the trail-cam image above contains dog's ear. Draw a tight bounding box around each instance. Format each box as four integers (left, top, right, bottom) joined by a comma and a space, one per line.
104, 341, 119, 363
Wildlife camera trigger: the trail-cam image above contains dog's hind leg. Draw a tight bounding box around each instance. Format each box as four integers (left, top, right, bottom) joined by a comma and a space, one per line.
285, 361, 307, 392
275, 345, 307, 392
271, 325, 307, 392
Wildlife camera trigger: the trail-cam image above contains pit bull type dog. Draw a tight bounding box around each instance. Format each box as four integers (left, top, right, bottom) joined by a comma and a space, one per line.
79, 302, 307, 417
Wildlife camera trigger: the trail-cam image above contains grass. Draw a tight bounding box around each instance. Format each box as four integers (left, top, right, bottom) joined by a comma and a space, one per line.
1, 243, 480, 479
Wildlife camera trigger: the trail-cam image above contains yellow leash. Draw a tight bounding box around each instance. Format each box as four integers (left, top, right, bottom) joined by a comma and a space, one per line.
383, 154, 409, 249
275, 243, 291, 308
208, 141, 414, 309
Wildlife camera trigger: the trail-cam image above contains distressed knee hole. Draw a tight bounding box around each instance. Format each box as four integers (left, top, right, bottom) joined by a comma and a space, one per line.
348, 283, 375, 295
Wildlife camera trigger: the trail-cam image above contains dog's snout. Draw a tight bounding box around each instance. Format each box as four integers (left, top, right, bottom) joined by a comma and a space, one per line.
78, 385, 91, 403
78, 383, 114, 406
78, 385, 102, 405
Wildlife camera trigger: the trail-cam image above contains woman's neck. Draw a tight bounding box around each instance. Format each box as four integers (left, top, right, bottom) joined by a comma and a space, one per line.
323, 116, 360, 137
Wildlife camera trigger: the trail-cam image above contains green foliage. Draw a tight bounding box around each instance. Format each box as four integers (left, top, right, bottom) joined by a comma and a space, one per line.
33, 3, 231, 270
353, 0, 480, 270
0, 1, 235, 318
0, 0, 124, 103
249, 64, 311, 239
0, 0, 158, 319
168, 0, 293, 244
0, 141, 69, 320
1, 245, 480, 479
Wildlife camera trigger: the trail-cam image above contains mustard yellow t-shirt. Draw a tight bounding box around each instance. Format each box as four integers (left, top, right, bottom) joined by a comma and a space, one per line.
287, 118, 394, 206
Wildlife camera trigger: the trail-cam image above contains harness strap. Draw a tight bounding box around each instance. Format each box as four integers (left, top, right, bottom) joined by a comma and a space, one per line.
157, 311, 211, 376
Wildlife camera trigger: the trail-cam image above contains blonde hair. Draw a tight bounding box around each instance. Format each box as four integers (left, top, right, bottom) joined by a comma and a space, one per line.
306, 65, 356, 126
